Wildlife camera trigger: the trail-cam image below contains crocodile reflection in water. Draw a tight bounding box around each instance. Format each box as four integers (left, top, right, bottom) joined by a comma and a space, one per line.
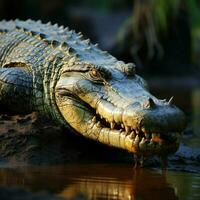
58, 167, 178, 200
0, 165, 178, 200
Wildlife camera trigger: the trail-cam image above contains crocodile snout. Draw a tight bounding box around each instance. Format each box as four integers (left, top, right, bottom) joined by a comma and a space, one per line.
122, 99, 186, 134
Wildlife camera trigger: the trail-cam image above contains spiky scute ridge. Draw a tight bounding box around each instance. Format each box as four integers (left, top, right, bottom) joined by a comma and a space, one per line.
0, 19, 118, 65
0, 19, 123, 125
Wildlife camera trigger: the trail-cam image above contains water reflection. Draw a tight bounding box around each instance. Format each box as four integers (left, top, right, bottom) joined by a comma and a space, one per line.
0, 164, 181, 200
57, 167, 178, 200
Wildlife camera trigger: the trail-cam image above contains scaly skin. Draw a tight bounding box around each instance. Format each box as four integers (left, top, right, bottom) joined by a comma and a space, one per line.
0, 20, 186, 160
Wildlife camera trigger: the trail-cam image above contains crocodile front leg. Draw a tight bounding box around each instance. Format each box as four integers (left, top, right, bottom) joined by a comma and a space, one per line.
0, 67, 33, 114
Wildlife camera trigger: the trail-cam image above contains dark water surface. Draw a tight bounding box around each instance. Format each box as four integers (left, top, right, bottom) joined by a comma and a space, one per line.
0, 164, 199, 200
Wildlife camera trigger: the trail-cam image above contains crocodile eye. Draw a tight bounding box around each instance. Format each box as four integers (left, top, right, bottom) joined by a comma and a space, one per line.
89, 69, 102, 79
88, 67, 111, 82
91, 69, 98, 77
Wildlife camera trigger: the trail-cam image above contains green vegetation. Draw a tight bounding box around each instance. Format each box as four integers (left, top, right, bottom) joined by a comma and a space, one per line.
186, 0, 200, 29
127, 0, 200, 38
116, 0, 200, 70
153, 0, 181, 31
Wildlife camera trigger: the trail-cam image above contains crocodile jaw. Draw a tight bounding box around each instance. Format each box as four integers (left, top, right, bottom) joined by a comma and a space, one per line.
55, 94, 137, 152
55, 90, 184, 155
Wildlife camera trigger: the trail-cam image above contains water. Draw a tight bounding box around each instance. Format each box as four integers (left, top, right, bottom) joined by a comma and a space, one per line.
0, 164, 199, 200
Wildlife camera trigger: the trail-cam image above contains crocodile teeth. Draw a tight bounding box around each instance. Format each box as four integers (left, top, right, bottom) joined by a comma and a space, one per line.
92, 116, 96, 123
134, 135, 140, 145
140, 137, 146, 144
129, 131, 135, 139
145, 133, 150, 139
139, 138, 146, 150
141, 128, 146, 133
125, 126, 131, 134
96, 121, 101, 127
110, 122, 115, 130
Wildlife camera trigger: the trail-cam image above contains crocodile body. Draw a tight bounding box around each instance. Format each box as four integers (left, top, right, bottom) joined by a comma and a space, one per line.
0, 20, 186, 161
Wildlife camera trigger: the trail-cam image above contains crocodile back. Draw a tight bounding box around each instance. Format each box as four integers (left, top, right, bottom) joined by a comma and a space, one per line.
0, 19, 117, 68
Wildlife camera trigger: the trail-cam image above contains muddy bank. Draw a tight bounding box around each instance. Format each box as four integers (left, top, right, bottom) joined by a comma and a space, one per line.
0, 112, 80, 165
0, 112, 131, 165
0, 112, 199, 172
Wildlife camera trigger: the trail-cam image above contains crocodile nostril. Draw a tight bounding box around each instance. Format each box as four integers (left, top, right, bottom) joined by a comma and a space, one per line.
142, 98, 155, 109
148, 98, 155, 108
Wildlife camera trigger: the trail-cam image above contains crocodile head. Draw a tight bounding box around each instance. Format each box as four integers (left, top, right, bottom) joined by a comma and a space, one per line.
55, 59, 186, 157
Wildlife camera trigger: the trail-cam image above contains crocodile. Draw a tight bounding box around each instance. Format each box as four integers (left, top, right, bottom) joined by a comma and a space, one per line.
0, 20, 186, 164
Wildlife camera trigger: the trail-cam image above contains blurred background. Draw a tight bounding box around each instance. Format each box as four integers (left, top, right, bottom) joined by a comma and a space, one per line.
0, 0, 200, 139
